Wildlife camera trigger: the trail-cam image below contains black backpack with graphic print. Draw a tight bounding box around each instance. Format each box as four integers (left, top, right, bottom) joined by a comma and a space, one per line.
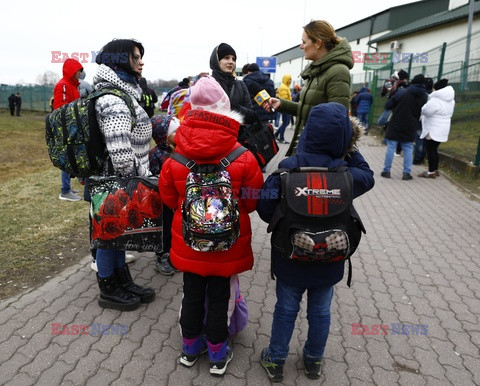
45, 88, 136, 178
267, 166, 366, 285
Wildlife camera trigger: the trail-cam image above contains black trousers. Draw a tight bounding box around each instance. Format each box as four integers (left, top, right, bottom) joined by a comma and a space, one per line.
180, 272, 230, 344
425, 139, 441, 172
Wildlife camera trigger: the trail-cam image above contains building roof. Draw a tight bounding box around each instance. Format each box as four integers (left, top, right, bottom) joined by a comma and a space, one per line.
272, 0, 449, 62
370, 1, 480, 44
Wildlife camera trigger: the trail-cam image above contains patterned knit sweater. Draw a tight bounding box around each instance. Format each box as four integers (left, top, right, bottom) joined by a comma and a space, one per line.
93, 64, 152, 177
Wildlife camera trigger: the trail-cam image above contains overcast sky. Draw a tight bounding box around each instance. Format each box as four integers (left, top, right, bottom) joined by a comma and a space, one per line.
1, 0, 416, 85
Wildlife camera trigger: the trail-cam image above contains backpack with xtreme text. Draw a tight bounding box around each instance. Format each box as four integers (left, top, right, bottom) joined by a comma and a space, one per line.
267, 166, 366, 284
45, 88, 136, 178
171, 146, 247, 252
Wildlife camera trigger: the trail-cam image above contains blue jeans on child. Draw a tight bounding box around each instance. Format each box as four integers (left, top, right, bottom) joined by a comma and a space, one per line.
383, 139, 413, 174
265, 280, 334, 363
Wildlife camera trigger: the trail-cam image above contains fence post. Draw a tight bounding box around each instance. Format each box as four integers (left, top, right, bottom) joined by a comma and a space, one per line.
408, 54, 413, 76
369, 72, 378, 127
475, 135, 480, 166
438, 42, 447, 80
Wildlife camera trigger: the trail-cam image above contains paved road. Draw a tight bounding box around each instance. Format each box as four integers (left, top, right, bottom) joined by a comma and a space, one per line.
1, 128, 480, 385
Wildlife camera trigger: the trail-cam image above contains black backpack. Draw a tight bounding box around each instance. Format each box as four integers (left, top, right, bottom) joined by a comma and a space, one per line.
237, 120, 279, 168
170, 146, 247, 252
45, 88, 136, 178
267, 166, 366, 285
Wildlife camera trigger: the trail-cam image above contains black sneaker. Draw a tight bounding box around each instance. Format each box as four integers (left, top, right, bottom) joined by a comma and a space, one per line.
380, 171, 391, 178
304, 357, 322, 380
260, 348, 284, 382
180, 340, 207, 367
209, 347, 233, 376
402, 173, 413, 180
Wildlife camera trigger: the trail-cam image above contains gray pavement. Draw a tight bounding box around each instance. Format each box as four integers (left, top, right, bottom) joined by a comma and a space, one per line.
1, 128, 480, 386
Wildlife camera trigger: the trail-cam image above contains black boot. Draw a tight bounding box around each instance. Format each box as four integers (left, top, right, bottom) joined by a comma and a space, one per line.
115, 266, 155, 303
96, 273, 141, 311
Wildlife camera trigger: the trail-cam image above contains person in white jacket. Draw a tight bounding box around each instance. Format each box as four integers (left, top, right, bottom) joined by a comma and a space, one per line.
418, 79, 455, 178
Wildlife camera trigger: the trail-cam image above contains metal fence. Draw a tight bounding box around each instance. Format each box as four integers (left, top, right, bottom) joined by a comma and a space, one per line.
0, 84, 169, 113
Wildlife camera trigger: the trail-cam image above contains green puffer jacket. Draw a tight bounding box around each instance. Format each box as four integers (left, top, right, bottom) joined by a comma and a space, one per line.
280, 39, 354, 155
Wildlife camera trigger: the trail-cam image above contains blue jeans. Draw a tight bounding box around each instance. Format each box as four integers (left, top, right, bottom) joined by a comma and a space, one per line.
265, 280, 334, 363
275, 113, 290, 141
377, 109, 391, 126
383, 139, 414, 174
96, 249, 126, 278
61, 171, 71, 194
274, 112, 281, 127
357, 112, 369, 132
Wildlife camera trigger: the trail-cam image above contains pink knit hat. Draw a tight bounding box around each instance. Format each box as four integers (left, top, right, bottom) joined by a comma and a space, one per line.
189, 76, 230, 113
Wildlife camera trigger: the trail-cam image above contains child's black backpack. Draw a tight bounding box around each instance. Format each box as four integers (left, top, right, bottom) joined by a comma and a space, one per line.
45, 88, 135, 178
170, 146, 247, 252
267, 166, 366, 286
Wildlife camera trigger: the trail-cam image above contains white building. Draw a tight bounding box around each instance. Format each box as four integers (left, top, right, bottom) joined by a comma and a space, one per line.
271, 0, 479, 89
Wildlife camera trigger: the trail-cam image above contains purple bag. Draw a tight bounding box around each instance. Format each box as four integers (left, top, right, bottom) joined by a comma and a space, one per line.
199, 274, 249, 337
227, 276, 248, 337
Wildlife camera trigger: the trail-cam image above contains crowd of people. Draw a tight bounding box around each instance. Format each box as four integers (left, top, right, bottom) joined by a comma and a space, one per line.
39, 15, 455, 382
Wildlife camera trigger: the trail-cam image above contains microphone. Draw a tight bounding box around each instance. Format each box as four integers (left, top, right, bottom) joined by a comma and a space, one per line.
249, 82, 275, 112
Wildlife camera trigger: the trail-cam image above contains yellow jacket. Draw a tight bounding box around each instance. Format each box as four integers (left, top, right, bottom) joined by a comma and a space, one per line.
276, 74, 292, 101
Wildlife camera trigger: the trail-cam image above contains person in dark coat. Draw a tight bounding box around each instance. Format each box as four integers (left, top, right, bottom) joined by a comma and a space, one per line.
138, 77, 158, 118
242, 63, 276, 123
256, 102, 374, 382
209, 42, 257, 124
381, 74, 428, 180
354, 87, 373, 133
14, 93, 22, 116
8, 93, 16, 116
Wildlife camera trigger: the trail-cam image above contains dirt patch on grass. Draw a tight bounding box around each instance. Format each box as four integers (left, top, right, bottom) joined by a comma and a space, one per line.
0, 229, 91, 300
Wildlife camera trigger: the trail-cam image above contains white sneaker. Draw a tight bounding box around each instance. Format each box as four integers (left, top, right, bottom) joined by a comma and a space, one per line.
125, 253, 136, 263
90, 260, 98, 272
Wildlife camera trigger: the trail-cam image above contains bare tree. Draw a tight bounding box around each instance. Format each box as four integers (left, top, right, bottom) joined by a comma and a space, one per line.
36, 71, 60, 86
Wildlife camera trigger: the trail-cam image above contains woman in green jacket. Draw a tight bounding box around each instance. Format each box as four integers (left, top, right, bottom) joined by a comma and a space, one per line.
265, 20, 354, 155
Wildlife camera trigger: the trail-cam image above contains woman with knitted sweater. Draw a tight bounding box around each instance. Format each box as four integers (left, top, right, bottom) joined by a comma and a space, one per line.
92, 39, 155, 311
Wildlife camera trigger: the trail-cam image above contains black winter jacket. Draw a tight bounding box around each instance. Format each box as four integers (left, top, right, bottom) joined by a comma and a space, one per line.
385, 84, 428, 142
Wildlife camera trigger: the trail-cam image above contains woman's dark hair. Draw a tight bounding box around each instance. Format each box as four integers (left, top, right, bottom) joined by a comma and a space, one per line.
95, 39, 144, 76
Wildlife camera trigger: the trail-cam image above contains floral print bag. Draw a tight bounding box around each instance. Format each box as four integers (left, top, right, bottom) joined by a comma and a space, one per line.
88, 175, 163, 252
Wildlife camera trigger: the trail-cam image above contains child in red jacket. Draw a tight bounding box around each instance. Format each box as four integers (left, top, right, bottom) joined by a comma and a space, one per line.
159, 76, 264, 376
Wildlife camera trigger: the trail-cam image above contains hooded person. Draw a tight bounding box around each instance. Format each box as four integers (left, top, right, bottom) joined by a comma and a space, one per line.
256, 102, 374, 382
209, 43, 257, 124
418, 78, 455, 178
53, 58, 84, 201
242, 62, 277, 122
53, 58, 83, 110
159, 75, 264, 375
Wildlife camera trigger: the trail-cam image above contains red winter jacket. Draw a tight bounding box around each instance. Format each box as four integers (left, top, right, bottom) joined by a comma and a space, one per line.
159, 109, 264, 277
53, 58, 83, 109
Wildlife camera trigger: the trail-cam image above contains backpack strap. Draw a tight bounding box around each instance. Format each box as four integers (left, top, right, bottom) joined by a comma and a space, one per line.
170, 152, 197, 169
171, 146, 248, 169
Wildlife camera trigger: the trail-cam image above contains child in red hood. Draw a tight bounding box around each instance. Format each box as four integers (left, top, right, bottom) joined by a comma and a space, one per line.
159, 76, 263, 376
